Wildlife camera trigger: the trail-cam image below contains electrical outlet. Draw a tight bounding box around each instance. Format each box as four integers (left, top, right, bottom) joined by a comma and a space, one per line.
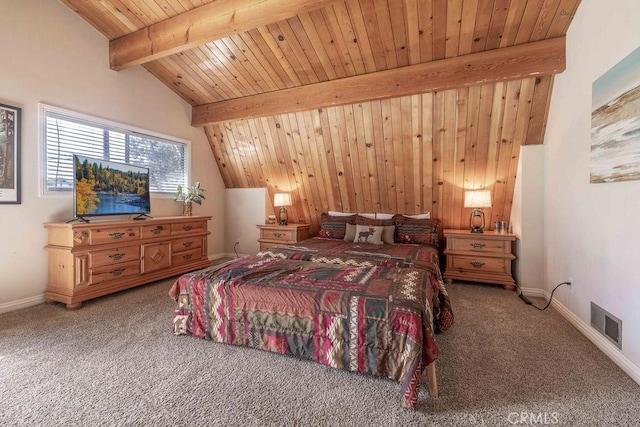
568, 277, 573, 286
235, 238, 240, 246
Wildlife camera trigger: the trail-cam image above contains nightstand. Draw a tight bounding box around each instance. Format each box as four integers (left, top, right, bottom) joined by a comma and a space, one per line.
257, 223, 311, 251
443, 229, 516, 290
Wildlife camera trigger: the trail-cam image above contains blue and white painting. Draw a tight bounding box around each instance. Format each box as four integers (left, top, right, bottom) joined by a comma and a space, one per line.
591, 46, 640, 183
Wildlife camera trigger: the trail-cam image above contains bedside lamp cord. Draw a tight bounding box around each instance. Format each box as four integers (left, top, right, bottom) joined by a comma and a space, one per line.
517, 281, 571, 311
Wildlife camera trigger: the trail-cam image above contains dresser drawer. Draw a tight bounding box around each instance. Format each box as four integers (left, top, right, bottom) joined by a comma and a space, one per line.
173, 236, 203, 253
260, 228, 297, 242
450, 255, 507, 274
90, 226, 139, 245
172, 248, 203, 267
90, 245, 140, 268
140, 223, 171, 239
449, 237, 507, 253
90, 260, 140, 285
172, 221, 207, 236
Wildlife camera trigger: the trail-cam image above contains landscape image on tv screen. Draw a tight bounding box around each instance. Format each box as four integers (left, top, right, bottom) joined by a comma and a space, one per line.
74, 154, 150, 217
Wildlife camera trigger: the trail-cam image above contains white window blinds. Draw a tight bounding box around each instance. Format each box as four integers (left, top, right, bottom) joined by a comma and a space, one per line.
43, 106, 188, 194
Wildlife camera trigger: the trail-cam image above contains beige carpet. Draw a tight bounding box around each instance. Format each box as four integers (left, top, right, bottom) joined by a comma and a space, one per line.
1, 273, 639, 426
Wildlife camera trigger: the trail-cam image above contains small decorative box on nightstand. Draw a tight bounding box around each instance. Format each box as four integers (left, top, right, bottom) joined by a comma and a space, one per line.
443, 229, 516, 290
257, 223, 311, 251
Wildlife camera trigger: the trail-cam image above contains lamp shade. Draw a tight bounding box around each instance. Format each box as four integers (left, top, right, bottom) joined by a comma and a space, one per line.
273, 193, 292, 207
464, 190, 492, 208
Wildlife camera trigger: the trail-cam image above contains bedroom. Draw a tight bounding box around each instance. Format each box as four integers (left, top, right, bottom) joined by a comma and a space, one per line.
1, 0, 639, 424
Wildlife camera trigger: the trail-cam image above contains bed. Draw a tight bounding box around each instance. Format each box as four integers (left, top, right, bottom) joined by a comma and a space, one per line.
169, 214, 454, 409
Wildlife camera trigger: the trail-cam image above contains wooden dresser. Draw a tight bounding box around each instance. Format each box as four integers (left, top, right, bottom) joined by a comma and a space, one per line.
44, 216, 211, 309
443, 229, 516, 290
257, 223, 311, 251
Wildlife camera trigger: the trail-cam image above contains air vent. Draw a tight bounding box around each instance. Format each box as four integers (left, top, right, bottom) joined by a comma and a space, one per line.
590, 302, 622, 349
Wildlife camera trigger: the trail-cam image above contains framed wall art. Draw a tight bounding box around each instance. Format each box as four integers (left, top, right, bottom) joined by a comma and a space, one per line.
591, 46, 640, 184
0, 102, 21, 204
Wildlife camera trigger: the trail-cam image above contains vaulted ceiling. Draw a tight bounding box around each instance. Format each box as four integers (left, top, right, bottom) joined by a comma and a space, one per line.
61, 0, 581, 232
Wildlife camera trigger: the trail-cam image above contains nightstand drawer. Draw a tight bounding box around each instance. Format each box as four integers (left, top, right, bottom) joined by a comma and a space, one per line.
449, 237, 507, 253
257, 224, 311, 249
260, 228, 297, 242
450, 255, 507, 274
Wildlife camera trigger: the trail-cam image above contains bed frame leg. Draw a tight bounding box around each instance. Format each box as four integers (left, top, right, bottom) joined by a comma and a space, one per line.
427, 362, 438, 398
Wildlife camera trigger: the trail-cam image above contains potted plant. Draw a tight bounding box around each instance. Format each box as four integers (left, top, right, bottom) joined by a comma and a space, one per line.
174, 182, 205, 216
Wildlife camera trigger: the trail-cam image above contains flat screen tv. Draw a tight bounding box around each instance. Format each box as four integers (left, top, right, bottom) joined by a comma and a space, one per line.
73, 154, 151, 220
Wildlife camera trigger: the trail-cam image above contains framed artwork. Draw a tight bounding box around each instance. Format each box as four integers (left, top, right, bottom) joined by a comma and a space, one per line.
0, 102, 21, 204
591, 46, 640, 184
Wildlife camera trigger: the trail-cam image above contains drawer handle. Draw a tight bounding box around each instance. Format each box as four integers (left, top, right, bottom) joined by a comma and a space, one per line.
182, 241, 193, 248
182, 254, 193, 260
470, 243, 486, 249
272, 232, 284, 238
109, 232, 125, 239
150, 226, 163, 234
470, 261, 485, 268
182, 225, 193, 231
108, 253, 125, 260
110, 268, 125, 276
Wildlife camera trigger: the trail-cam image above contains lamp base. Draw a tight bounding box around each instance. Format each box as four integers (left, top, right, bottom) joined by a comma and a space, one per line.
469, 209, 486, 234
278, 207, 288, 226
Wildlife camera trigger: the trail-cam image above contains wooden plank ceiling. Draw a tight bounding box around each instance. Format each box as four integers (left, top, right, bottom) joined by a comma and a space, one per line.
61, 0, 581, 233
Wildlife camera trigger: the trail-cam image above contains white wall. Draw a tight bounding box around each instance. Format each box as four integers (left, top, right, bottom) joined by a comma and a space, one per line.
0, 0, 225, 310
510, 145, 545, 291
224, 188, 270, 256
544, 0, 640, 374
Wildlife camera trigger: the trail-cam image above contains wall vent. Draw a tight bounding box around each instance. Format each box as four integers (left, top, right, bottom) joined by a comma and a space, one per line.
590, 302, 622, 349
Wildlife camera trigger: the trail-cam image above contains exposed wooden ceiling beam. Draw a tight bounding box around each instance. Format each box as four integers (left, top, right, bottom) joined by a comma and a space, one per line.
109, 0, 339, 71
192, 37, 566, 126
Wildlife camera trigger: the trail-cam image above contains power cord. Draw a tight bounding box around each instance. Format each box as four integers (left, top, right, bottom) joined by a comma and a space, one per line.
233, 242, 240, 258
517, 281, 571, 311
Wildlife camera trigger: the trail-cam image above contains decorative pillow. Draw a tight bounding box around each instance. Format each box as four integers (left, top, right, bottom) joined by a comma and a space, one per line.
393, 215, 440, 246
375, 213, 394, 220
354, 224, 384, 244
319, 213, 355, 239
381, 225, 395, 244
403, 213, 431, 219
358, 212, 376, 219
328, 210, 354, 217
343, 223, 357, 242
356, 214, 394, 226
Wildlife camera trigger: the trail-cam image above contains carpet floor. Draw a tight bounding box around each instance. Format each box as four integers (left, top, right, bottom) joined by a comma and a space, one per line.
1, 272, 639, 426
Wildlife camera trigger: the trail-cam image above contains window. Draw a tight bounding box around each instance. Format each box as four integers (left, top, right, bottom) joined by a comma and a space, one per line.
41, 104, 189, 195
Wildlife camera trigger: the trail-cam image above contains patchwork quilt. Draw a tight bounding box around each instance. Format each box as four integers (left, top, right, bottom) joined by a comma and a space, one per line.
169, 238, 454, 409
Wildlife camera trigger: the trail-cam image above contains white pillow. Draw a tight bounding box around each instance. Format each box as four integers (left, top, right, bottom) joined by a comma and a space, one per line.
375, 213, 394, 220
358, 213, 376, 219
328, 211, 354, 217
354, 225, 383, 244
343, 223, 357, 242
404, 213, 431, 219
382, 225, 395, 244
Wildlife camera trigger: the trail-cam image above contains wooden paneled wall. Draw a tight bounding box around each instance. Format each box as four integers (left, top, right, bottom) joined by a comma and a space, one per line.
206, 75, 553, 234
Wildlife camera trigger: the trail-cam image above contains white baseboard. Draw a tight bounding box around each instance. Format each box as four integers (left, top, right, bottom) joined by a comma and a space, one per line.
0, 294, 46, 315
2, 254, 229, 315
218, 252, 251, 259
523, 287, 640, 386
208, 252, 231, 261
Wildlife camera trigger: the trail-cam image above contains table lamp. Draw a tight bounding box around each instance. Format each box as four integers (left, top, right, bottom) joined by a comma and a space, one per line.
464, 190, 491, 233
273, 193, 292, 225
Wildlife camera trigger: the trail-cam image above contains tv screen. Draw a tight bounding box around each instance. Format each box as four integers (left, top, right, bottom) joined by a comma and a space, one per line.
73, 154, 150, 218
